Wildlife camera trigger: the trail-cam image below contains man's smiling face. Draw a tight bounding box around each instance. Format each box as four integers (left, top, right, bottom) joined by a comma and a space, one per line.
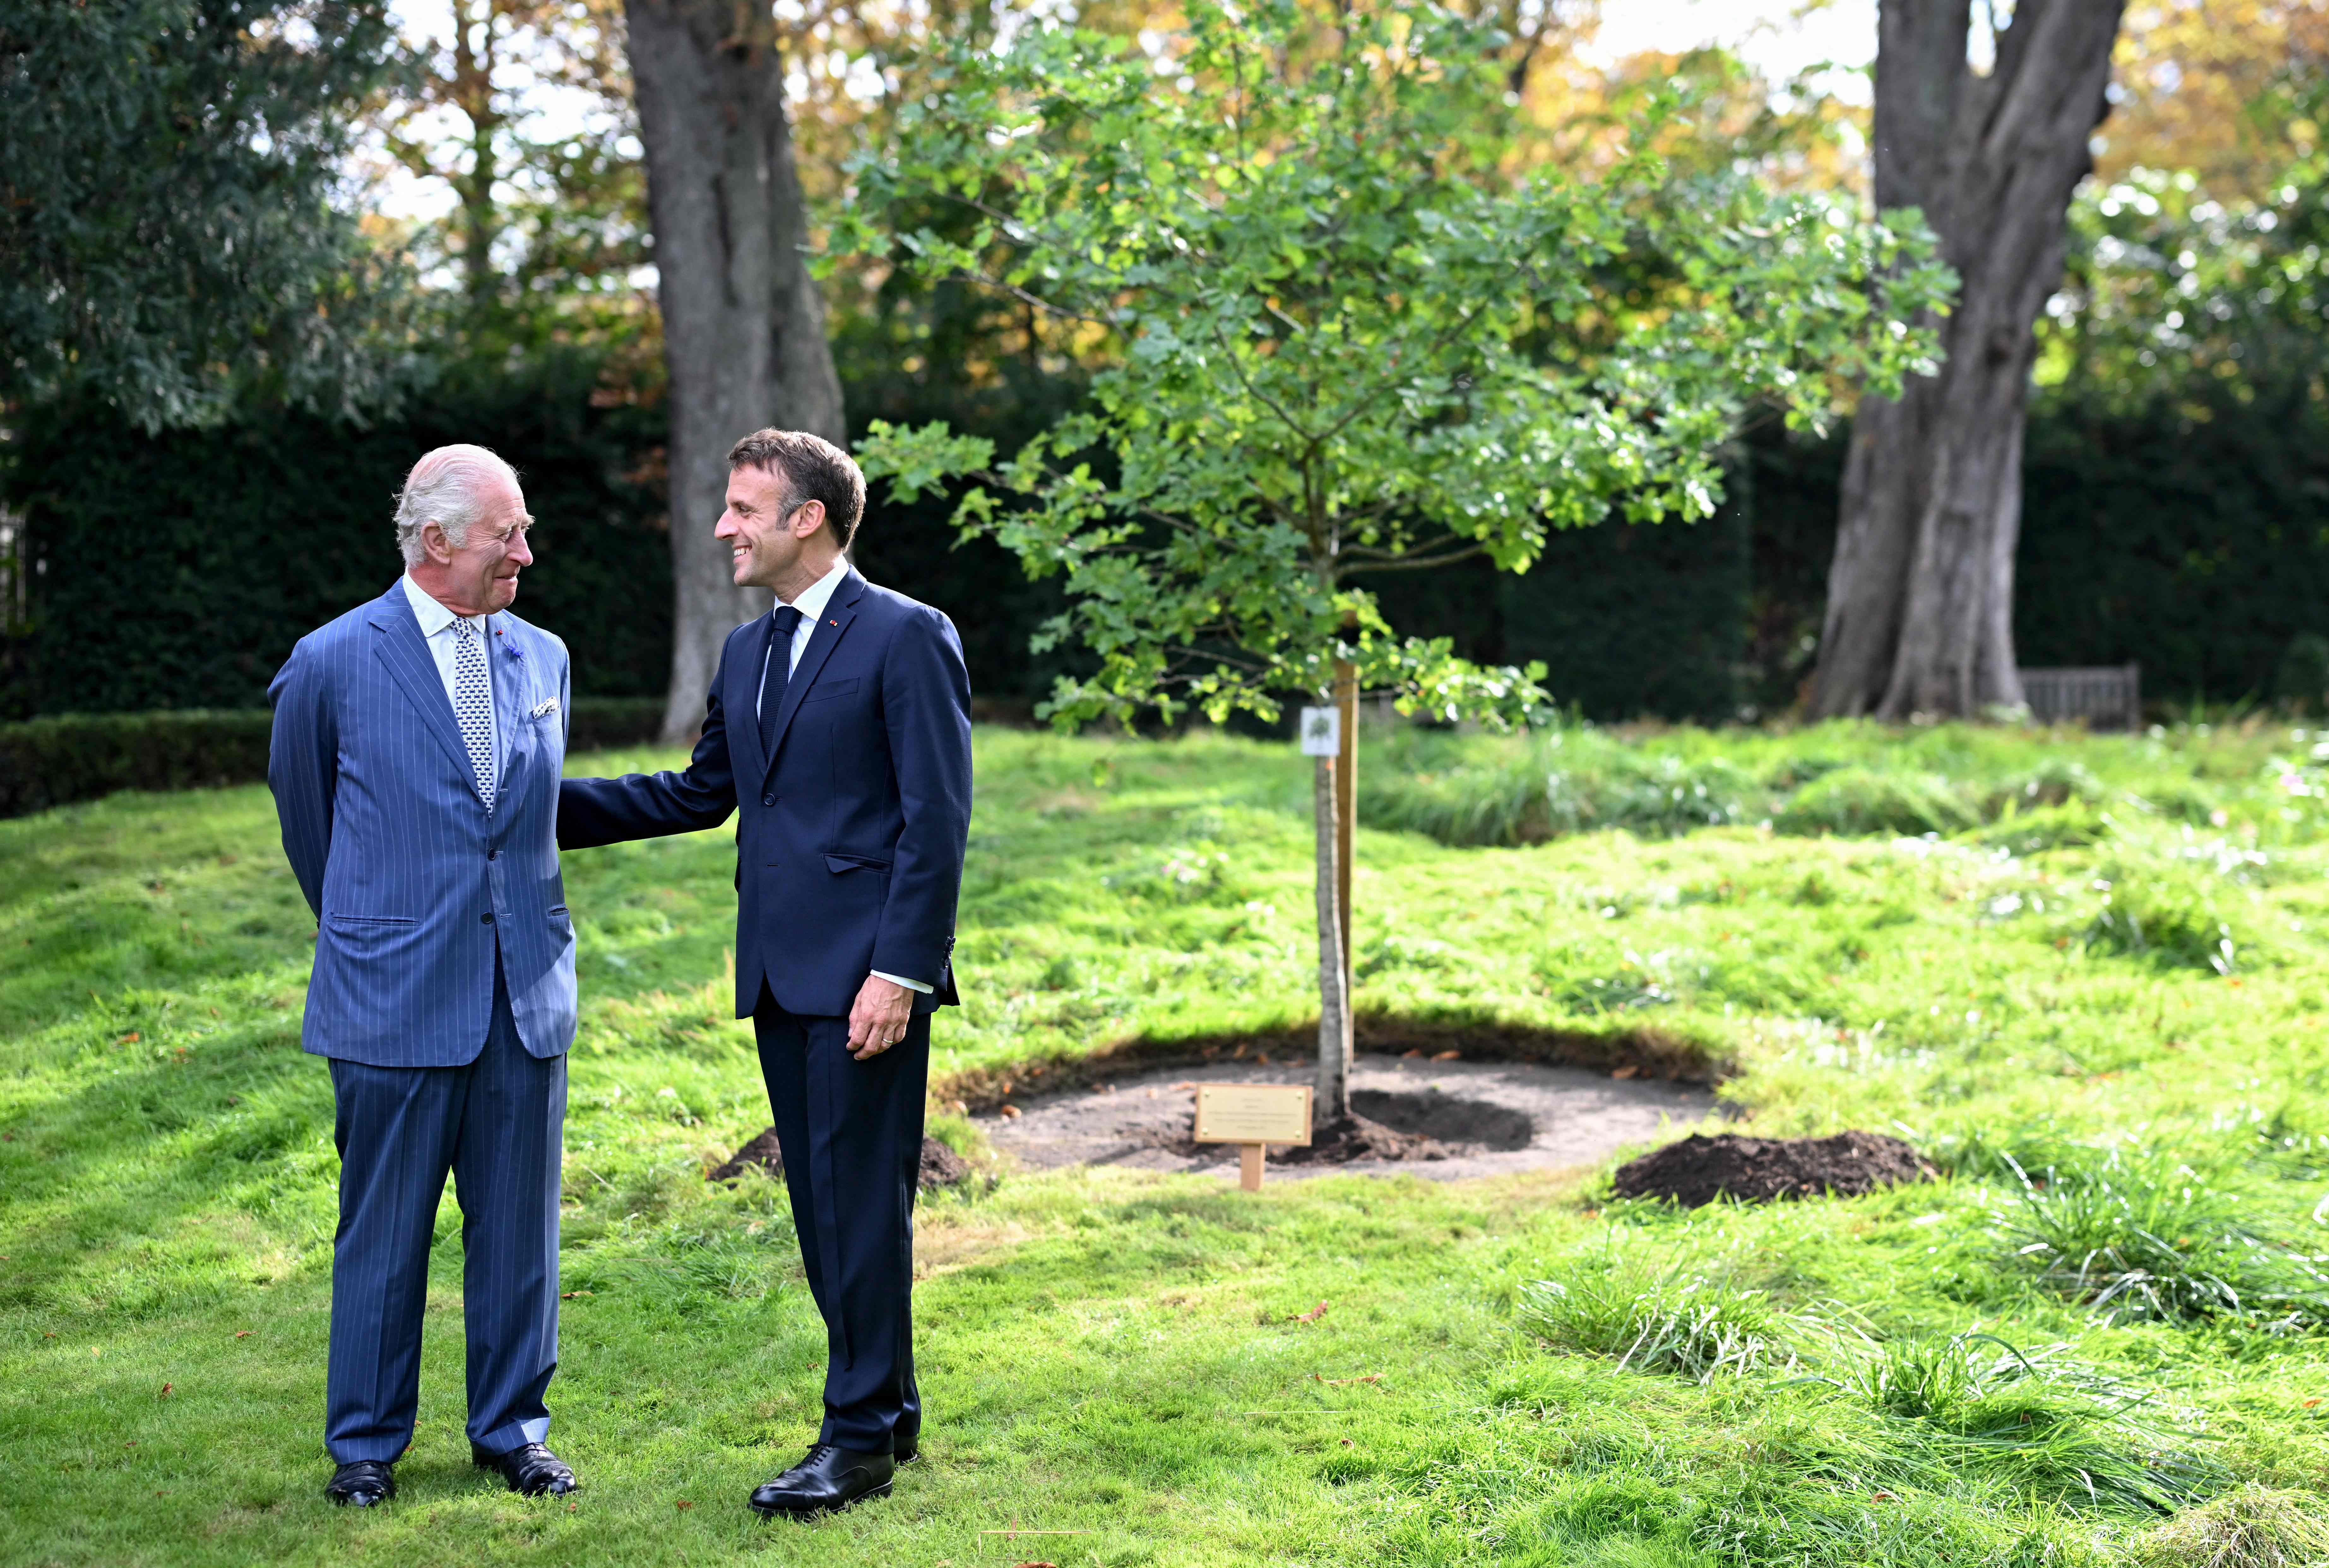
715, 462, 798, 592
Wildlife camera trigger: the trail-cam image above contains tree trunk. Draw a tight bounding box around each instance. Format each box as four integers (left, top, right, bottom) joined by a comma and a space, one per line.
624, 0, 845, 743
1314, 755, 1354, 1123
1808, 0, 2124, 719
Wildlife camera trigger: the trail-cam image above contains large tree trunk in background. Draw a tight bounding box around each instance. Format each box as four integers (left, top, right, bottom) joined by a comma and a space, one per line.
625, 0, 845, 743
1809, 0, 2124, 719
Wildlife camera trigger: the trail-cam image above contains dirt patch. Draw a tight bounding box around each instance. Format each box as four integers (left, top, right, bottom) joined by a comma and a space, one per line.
931, 1012, 1732, 1115
1611, 1131, 1933, 1207
1279, 1113, 1456, 1165
1279, 1087, 1540, 1166
708, 1131, 973, 1193
976, 1053, 1715, 1182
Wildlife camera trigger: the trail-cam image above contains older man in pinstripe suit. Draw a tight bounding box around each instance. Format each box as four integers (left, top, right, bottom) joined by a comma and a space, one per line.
269, 445, 580, 1507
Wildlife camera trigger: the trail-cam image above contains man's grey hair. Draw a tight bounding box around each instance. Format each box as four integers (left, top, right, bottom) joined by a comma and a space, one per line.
394, 445, 521, 565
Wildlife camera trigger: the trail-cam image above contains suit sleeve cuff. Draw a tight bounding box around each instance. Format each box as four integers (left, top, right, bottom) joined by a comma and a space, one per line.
871, 969, 933, 995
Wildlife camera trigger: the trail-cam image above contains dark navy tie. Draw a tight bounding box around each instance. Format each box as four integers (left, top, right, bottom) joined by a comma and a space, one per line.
758, 604, 804, 762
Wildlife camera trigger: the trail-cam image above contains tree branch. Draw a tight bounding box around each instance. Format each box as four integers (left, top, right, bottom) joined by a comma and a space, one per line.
1338, 541, 1489, 575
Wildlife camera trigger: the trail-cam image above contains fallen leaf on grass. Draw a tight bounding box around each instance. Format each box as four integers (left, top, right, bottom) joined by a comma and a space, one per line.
675, 1499, 693, 1510
1294, 1301, 1328, 1324
118, 1032, 140, 1044
1000, 1105, 1022, 1120
1340, 1437, 1354, 1447
1400, 1049, 1423, 1058
1313, 1372, 1380, 1385
561, 1290, 594, 1299
235, 1330, 251, 1338
1610, 1064, 1640, 1080
2305, 1397, 2321, 1408
1430, 1050, 1460, 1061
1013, 1561, 1057, 1567
159, 1383, 172, 1398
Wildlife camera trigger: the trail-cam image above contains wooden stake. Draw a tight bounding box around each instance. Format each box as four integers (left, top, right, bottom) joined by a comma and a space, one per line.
1313, 758, 1353, 1121
1333, 653, 1357, 995
1240, 1142, 1265, 1191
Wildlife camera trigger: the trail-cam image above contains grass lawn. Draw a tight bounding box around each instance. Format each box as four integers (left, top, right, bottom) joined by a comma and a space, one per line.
3, 721, 2328, 1566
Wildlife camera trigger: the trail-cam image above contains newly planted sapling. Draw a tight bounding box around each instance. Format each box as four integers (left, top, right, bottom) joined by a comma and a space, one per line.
853, 0, 1952, 1120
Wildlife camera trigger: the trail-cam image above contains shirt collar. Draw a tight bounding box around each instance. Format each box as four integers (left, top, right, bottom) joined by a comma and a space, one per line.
400, 572, 484, 637
777, 558, 851, 625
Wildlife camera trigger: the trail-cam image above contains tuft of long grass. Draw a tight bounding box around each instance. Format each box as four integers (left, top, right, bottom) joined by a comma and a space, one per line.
1772, 766, 1980, 837
1521, 1256, 1797, 1382
1358, 714, 2329, 850
1993, 1149, 2329, 1329
2135, 1483, 2329, 1567
2082, 855, 2243, 973
1842, 1335, 2228, 1514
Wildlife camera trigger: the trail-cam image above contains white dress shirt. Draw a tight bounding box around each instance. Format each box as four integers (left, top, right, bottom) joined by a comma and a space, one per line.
755, 557, 851, 711
400, 573, 499, 766
755, 559, 931, 997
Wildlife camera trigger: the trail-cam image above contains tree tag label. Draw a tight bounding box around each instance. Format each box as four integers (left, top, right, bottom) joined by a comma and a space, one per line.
1298, 706, 1340, 756
1193, 1083, 1313, 1145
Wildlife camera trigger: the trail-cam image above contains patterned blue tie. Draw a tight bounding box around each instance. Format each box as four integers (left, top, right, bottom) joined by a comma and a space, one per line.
453, 617, 497, 811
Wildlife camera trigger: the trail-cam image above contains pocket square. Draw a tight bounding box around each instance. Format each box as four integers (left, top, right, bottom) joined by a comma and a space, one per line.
530, 696, 560, 718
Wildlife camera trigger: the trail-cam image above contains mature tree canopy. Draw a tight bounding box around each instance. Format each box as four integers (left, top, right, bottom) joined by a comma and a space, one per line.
0, 1, 406, 429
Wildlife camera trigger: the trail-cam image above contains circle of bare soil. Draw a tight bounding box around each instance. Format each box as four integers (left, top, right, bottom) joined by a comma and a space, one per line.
1610, 1131, 1933, 1207
975, 1053, 1715, 1182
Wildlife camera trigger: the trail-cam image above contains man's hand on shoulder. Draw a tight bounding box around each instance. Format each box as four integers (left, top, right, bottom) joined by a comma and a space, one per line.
847, 975, 914, 1061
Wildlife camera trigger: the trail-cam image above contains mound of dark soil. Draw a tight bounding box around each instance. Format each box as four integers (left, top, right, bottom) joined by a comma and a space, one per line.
1279, 1114, 1465, 1165
708, 1128, 785, 1185
1612, 1131, 1931, 1207
709, 1127, 973, 1193
916, 1136, 972, 1190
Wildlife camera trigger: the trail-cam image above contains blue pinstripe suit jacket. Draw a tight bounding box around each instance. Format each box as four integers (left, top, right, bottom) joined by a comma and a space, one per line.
268, 581, 577, 1067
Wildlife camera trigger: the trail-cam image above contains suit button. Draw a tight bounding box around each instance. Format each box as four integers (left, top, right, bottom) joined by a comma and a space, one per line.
481, 913, 495, 925
761, 794, 775, 807
487, 849, 499, 861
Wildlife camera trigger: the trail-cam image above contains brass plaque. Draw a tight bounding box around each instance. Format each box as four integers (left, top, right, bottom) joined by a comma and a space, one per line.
1193, 1083, 1313, 1146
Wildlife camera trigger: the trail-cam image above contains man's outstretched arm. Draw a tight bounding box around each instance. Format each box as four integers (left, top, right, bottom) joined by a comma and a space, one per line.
558, 642, 740, 848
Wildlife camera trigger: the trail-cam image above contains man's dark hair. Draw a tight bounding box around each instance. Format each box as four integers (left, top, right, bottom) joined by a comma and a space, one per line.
727, 429, 868, 549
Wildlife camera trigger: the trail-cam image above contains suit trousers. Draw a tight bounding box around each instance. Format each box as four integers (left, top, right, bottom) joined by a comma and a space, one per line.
753, 984, 929, 1451
323, 952, 566, 1463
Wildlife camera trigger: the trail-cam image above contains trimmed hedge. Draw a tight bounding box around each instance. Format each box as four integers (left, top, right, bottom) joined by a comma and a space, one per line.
0, 698, 663, 820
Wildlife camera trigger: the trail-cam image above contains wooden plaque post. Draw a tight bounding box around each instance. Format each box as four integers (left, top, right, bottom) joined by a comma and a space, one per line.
1192, 1083, 1314, 1190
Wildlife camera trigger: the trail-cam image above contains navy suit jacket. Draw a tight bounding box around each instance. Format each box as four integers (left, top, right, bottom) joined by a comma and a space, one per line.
268, 582, 578, 1066
558, 570, 972, 1019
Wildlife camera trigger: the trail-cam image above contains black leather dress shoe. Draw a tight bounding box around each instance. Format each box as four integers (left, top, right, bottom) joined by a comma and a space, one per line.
748, 1443, 894, 1518
325, 1459, 396, 1507
472, 1441, 578, 1496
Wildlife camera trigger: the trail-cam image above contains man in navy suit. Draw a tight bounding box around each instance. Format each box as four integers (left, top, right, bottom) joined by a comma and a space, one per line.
558, 429, 972, 1518
269, 445, 581, 1507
